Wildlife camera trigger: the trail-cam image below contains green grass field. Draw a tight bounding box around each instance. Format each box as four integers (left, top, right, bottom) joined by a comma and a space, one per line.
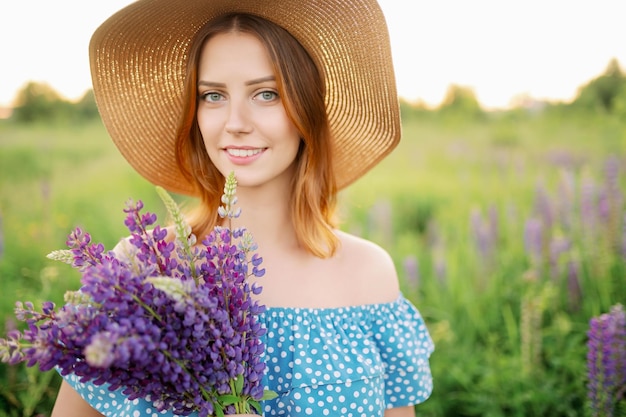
0, 111, 624, 416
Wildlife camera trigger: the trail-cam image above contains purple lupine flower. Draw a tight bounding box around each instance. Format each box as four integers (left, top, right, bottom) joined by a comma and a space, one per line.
488, 204, 499, 248
604, 156, 621, 204
587, 304, 626, 417
580, 176, 598, 241
84, 331, 116, 368
368, 199, 393, 246
556, 169, 576, 232
548, 234, 571, 280
533, 183, 554, 234
612, 307, 626, 404
588, 315, 607, 416
402, 255, 419, 290
524, 217, 544, 268
597, 188, 611, 226
470, 207, 494, 261
600, 156, 624, 251
433, 250, 447, 285
566, 260, 582, 312
0, 172, 275, 416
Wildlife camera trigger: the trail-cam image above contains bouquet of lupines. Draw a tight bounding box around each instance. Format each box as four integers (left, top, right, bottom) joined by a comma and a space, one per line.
0, 172, 276, 417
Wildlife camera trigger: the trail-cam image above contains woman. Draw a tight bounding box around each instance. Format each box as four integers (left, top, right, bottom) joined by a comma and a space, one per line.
51, 1, 434, 416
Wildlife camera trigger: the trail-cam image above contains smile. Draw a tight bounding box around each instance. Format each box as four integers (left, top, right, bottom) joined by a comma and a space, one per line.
226, 148, 265, 157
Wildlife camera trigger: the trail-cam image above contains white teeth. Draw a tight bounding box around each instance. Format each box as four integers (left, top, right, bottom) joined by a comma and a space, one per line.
226, 148, 263, 157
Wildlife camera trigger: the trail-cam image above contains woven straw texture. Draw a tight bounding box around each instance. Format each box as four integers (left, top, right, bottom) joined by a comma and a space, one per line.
89, 0, 400, 195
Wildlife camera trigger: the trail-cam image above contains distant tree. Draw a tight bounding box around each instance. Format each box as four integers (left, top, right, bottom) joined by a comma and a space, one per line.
438, 84, 483, 118
11, 82, 73, 123
399, 98, 432, 121
573, 58, 625, 113
10, 82, 100, 123
75, 89, 100, 120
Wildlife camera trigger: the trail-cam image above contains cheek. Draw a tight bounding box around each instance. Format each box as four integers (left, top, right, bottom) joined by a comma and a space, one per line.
197, 114, 219, 146
196, 111, 206, 134
197, 127, 220, 166
282, 135, 302, 168
272, 112, 301, 148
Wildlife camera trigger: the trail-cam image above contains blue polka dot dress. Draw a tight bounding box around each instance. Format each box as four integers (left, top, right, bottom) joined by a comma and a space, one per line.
62, 294, 434, 416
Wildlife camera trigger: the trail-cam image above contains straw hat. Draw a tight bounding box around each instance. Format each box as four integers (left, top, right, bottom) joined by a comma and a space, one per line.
90, 0, 400, 195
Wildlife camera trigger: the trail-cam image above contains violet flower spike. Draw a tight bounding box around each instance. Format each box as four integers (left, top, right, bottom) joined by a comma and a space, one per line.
587, 304, 626, 417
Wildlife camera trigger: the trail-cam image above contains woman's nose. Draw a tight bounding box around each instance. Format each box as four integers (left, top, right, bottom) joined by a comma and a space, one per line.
224, 98, 252, 135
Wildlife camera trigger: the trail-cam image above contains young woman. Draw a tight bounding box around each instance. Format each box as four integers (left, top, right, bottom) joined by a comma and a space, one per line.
51, 1, 433, 416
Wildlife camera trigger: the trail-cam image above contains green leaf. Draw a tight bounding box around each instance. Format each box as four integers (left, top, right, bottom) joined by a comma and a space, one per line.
214, 404, 225, 417
261, 389, 279, 401
217, 394, 240, 405
249, 399, 261, 414
234, 373, 244, 395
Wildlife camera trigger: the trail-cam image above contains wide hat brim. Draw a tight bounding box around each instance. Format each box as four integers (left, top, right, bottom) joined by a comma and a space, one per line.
90, 0, 401, 196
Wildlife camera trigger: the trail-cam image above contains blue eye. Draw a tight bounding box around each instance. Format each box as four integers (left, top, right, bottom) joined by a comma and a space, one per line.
256, 90, 278, 101
201, 92, 224, 102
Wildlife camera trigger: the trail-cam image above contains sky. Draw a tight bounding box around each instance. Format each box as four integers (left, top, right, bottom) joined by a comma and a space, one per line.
1, 0, 625, 110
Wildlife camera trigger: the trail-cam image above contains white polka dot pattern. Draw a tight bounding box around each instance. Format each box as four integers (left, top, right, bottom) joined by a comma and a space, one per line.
63, 294, 434, 416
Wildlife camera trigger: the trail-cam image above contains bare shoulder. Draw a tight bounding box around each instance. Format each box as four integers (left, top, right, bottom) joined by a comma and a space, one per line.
51, 381, 104, 417
335, 230, 400, 303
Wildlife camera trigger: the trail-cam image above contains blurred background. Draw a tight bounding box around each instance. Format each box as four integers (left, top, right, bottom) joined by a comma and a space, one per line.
1, 1, 625, 416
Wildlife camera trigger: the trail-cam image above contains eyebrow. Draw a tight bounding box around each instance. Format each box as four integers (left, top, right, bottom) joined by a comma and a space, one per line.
198, 75, 276, 88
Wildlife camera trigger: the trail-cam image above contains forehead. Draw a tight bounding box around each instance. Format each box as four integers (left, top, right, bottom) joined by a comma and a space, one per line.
198, 32, 273, 77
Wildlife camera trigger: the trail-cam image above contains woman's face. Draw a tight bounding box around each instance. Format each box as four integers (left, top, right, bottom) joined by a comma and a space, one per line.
196, 32, 301, 190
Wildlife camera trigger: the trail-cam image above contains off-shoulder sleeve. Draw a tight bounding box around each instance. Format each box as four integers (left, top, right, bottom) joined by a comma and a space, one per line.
61, 373, 173, 416
259, 294, 434, 414
370, 295, 434, 408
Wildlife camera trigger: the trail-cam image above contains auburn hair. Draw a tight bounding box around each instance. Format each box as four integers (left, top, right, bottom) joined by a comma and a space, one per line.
174, 13, 339, 258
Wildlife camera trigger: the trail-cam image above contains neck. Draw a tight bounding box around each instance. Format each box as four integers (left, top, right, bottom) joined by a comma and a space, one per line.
229, 183, 299, 252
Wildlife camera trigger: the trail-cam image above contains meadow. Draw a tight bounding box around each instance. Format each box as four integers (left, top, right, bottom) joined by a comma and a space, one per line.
0, 108, 624, 416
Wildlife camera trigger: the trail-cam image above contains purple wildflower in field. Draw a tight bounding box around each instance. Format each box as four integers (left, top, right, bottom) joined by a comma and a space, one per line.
0, 172, 275, 416
402, 255, 420, 289
556, 169, 576, 232
533, 183, 554, 234
488, 204, 499, 246
603, 156, 622, 203
598, 189, 612, 226
587, 304, 626, 417
566, 260, 582, 311
601, 156, 624, 249
469, 206, 498, 263
433, 250, 447, 285
368, 199, 393, 246
580, 176, 598, 241
524, 217, 544, 267
548, 234, 571, 280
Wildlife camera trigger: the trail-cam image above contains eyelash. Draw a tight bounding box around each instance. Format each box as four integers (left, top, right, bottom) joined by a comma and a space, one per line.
199, 90, 278, 103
